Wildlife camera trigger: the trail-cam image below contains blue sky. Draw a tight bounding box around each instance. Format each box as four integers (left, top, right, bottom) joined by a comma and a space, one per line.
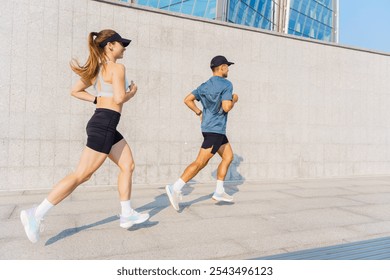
339, 0, 390, 53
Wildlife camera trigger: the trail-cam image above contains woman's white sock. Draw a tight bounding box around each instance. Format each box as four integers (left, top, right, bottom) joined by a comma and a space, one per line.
35, 199, 54, 220
120, 200, 133, 217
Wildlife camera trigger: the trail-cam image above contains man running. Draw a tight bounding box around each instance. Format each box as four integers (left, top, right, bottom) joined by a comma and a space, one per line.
165, 55, 239, 211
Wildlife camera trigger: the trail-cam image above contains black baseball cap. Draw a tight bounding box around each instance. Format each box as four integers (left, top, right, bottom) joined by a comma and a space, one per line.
210, 55, 234, 69
99, 32, 131, 48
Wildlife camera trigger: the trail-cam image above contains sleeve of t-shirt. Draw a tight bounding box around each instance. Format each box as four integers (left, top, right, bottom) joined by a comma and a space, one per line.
192, 86, 201, 101
221, 82, 233, 101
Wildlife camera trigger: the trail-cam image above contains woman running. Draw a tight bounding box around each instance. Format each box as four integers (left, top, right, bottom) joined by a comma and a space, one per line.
20, 29, 149, 243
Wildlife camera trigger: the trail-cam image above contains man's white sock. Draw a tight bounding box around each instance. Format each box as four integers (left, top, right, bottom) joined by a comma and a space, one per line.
173, 178, 186, 192
120, 200, 133, 217
35, 199, 54, 220
215, 180, 225, 194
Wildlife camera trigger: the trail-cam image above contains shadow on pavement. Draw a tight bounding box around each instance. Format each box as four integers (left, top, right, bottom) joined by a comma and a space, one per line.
137, 154, 246, 215
211, 153, 246, 197
137, 181, 202, 215
45, 211, 158, 245
45, 215, 119, 246
179, 193, 214, 212
136, 193, 170, 219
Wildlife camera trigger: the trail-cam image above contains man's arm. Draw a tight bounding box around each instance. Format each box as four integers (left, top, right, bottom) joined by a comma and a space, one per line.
222, 93, 239, 113
184, 93, 202, 116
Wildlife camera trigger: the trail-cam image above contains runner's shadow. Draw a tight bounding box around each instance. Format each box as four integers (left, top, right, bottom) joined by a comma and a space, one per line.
45, 211, 158, 245
179, 181, 237, 210
211, 153, 245, 196
45, 215, 119, 246
126, 220, 159, 231
135, 193, 170, 219
179, 193, 214, 212
180, 180, 198, 196
136, 181, 200, 216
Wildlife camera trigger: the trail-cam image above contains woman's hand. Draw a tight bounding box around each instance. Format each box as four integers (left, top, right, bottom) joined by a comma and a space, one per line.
129, 81, 137, 95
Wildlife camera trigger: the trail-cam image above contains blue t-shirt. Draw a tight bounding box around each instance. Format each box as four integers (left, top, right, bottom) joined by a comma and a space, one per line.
192, 76, 233, 135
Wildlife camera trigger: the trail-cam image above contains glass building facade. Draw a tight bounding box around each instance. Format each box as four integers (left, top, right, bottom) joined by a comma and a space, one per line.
130, 0, 338, 42
288, 0, 336, 42
135, 0, 218, 19
227, 0, 278, 31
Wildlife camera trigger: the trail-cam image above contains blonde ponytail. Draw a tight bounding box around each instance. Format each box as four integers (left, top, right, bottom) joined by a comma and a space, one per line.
70, 30, 116, 82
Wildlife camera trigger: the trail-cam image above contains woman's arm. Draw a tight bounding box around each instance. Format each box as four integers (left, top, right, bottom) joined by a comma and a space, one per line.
112, 64, 137, 105
70, 79, 95, 103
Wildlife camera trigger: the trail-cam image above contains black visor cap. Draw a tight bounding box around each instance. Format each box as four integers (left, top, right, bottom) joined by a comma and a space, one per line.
210, 55, 234, 69
99, 33, 131, 48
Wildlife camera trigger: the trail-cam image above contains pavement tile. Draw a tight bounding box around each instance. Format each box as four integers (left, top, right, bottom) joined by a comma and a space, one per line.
281, 187, 360, 198
341, 204, 390, 221
263, 208, 374, 231
2, 177, 390, 259
345, 193, 390, 204
346, 221, 390, 236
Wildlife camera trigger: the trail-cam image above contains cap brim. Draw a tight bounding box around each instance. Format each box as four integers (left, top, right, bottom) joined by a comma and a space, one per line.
120, 38, 131, 47
210, 62, 235, 68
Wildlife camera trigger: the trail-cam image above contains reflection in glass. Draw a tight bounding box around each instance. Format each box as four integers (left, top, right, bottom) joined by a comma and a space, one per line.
288, 0, 335, 42
133, 0, 337, 42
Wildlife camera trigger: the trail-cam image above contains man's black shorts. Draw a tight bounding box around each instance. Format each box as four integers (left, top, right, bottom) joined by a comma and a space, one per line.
201, 132, 229, 154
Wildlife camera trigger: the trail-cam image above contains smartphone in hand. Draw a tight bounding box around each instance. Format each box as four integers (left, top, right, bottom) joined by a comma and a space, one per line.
128, 80, 134, 91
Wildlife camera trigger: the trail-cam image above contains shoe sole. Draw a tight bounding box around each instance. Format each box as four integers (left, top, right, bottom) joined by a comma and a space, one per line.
212, 196, 233, 202
20, 211, 38, 243
134, 214, 150, 224
120, 214, 150, 229
165, 185, 179, 211
120, 221, 134, 229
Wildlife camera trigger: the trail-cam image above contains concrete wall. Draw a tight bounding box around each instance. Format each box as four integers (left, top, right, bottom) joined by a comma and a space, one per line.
1, 0, 390, 190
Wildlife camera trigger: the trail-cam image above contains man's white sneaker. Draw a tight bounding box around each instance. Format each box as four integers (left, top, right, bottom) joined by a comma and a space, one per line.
20, 207, 43, 243
120, 210, 150, 229
165, 185, 182, 211
212, 192, 233, 202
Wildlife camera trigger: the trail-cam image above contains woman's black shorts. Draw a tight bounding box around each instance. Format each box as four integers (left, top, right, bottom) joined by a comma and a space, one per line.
201, 132, 229, 154
86, 108, 124, 154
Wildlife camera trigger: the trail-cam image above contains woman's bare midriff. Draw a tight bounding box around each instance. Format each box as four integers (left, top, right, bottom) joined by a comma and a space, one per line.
96, 96, 123, 113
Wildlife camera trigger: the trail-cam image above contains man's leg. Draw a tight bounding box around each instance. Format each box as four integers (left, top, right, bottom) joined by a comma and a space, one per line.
166, 147, 214, 211
180, 147, 215, 183
216, 143, 234, 180
212, 143, 234, 202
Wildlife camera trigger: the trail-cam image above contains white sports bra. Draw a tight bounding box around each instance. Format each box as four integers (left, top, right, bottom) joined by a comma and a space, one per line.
93, 64, 129, 97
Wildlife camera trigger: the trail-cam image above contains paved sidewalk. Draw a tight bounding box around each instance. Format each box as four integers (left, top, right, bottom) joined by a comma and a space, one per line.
1, 176, 390, 260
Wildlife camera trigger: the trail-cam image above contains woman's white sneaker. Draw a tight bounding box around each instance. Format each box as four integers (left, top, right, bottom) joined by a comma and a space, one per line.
212, 192, 233, 202
20, 207, 43, 243
120, 210, 149, 229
